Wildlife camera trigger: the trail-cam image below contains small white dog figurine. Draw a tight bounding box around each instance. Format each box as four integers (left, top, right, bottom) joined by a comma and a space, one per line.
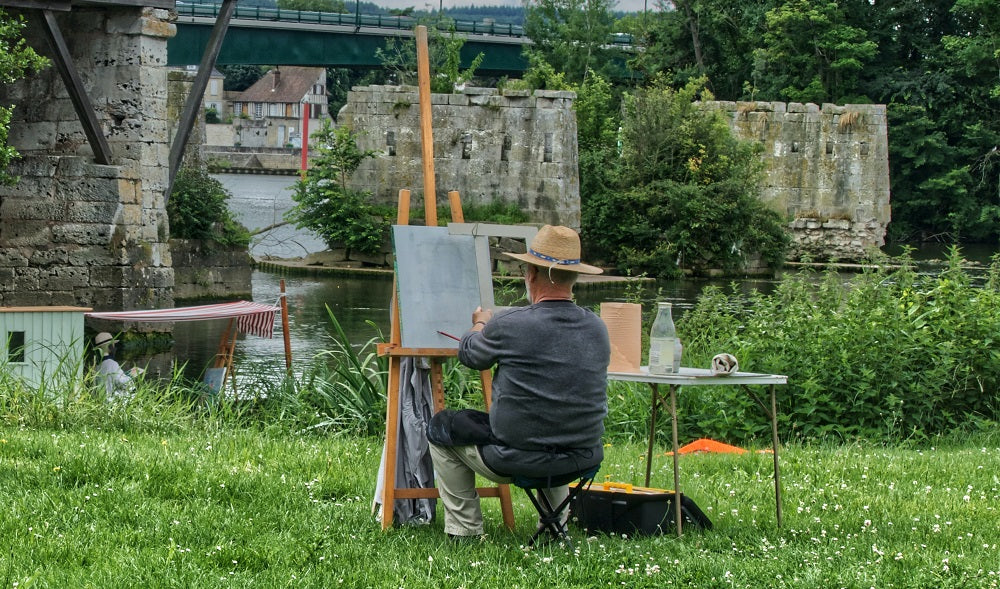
711, 353, 739, 375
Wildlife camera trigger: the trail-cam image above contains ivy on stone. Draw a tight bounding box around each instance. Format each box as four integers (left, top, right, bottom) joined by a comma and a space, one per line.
1, 9, 49, 186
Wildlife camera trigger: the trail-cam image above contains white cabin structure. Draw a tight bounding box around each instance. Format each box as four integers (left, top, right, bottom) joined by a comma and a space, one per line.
1, 306, 90, 389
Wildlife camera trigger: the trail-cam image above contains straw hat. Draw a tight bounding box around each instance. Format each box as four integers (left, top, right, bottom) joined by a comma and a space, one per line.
505, 225, 603, 275
94, 332, 117, 349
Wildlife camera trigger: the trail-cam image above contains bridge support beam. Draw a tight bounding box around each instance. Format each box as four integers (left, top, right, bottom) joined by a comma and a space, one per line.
167, 0, 236, 199
37, 9, 114, 165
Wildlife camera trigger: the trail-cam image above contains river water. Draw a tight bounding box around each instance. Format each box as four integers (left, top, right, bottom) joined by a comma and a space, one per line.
158, 173, 992, 383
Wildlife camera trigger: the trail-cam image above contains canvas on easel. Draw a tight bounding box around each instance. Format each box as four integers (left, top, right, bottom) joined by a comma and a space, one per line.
392, 225, 494, 349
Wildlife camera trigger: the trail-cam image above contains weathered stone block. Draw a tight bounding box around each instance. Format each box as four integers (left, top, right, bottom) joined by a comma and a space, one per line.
6, 122, 59, 151
57, 176, 122, 203
39, 266, 92, 290
0, 221, 53, 246
0, 198, 66, 221
51, 223, 113, 246
0, 249, 29, 267
66, 200, 120, 224
463, 87, 495, 96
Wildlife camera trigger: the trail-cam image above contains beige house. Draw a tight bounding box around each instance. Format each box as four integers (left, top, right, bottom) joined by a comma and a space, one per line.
231, 67, 329, 148
176, 65, 228, 120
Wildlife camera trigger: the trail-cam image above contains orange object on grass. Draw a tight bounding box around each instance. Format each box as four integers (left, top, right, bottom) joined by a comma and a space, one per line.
665, 438, 766, 455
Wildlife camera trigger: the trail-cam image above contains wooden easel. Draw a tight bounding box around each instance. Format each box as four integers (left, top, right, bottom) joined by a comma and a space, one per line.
211, 319, 239, 398
375, 25, 514, 531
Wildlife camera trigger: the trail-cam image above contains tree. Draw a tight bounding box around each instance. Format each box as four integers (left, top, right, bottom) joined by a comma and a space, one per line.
286, 121, 385, 257
942, 0, 1000, 240
524, 0, 626, 84
584, 76, 788, 277
276, 0, 346, 12
858, 0, 999, 242
574, 71, 621, 262
376, 22, 484, 93
1, 9, 49, 186
218, 65, 266, 92
623, 0, 773, 100
751, 0, 876, 103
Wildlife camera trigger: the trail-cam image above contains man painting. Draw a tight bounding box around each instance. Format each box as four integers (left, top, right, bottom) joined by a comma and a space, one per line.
427, 225, 611, 541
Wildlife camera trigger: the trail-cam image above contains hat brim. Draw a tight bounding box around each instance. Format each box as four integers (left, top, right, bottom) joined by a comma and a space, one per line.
505, 251, 603, 275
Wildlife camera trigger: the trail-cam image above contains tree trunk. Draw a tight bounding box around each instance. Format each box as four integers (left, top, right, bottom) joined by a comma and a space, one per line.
677, 0, 705, 73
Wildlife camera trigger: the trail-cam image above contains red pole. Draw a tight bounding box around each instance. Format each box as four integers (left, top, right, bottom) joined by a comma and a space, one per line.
300, 102, 310, 175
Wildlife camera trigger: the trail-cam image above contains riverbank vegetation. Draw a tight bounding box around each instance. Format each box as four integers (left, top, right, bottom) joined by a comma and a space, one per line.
3, 253, 1000, 584
0, 424, 996, 587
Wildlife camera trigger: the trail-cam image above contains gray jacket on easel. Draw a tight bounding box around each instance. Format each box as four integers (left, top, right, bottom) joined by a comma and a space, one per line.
458, 300, 610, 478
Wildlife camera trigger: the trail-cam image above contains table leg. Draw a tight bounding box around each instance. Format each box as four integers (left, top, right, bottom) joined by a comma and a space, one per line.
770, 384, 783, 527
646, 383, 658, 487
670, 384, 682, 537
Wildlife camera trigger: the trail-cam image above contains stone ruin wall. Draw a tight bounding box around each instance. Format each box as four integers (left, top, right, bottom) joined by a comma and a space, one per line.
704, 101, 891, 262
0, 6, 175, 310
339, 85, 580, 228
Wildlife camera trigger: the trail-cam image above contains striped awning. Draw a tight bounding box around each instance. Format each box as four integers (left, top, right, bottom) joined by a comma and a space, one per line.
86, 301, 280, 339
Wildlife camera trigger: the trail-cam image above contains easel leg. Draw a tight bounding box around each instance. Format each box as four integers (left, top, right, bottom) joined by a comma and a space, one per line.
381, 355, 401, 530
430, 359, 445, 414
498, 484, 515, 530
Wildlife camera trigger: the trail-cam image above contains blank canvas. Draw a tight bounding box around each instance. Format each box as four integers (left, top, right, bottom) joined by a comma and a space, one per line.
392, 225, 488, 349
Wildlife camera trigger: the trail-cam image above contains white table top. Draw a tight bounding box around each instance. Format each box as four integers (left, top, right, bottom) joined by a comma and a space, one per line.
607, 366, 788, 386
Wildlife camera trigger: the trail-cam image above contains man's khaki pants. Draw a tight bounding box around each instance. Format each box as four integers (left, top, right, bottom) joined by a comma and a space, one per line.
428, 442, 569, 537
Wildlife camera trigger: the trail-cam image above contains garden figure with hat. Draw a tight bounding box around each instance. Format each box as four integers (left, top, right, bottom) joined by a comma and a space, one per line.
94, 332, 141, 400
426, 225, 611, 541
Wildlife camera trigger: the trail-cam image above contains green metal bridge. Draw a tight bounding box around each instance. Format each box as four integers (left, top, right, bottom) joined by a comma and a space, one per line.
167, 2, 531, 74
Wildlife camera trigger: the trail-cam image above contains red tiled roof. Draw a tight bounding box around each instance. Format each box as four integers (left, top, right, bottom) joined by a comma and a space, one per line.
237, 67, 324, 104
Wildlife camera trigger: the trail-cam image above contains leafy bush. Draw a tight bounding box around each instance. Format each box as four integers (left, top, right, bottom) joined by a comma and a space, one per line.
204, 107, 221, 124
677, 248, 1000, 443
167, 168, 250, 247
286, 121, 387, 257
583, 76, 789, 278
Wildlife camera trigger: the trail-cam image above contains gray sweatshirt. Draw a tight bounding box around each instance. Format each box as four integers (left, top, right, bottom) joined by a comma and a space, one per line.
459, 300, 610, 477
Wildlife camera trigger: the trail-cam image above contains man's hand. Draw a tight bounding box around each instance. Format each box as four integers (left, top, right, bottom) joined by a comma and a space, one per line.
471, 306, 493, 332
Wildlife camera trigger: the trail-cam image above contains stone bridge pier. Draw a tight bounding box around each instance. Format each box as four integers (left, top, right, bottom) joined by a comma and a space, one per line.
0, 3, 175, 310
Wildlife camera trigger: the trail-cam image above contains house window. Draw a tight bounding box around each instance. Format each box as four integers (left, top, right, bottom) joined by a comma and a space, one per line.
210, 80, 219, 95
253, 103, 263, 119
6, 331, 25, 363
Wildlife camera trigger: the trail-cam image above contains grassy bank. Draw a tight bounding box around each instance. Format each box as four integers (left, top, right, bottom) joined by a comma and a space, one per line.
2, 423, 997, 588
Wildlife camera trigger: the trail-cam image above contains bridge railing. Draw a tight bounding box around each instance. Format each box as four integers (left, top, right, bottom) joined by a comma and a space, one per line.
175, 2, 527, 37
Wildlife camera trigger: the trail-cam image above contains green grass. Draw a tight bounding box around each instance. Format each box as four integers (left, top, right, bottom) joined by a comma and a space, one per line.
2, 423, 997, 588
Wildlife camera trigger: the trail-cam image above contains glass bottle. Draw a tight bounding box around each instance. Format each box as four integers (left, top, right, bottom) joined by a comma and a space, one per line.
648, 302, 677, 374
